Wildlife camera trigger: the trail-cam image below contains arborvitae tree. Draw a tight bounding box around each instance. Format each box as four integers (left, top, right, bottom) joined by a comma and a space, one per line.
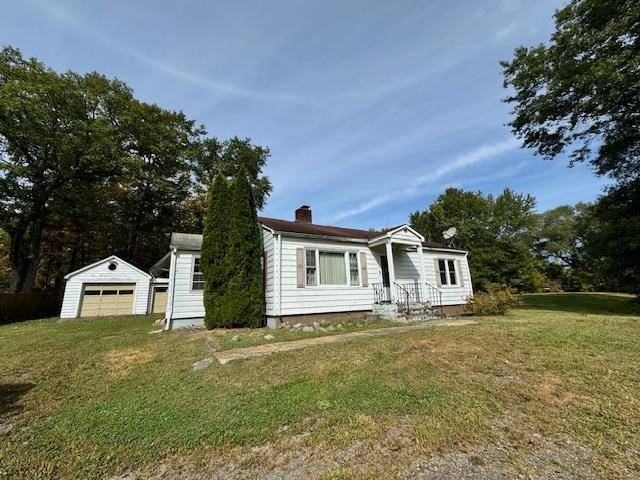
201, 174, 231, 329
222, 166, 264, 328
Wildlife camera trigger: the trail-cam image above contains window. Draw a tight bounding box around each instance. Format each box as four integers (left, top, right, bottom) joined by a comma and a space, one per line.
438, 259, 458, 286
438, 259, 448, 285
305, 249, 317, 286
447, 260, 457, 285
349, 252, 359, 286
304, 249, 362, 286
319, 252, 347, 285
192, 257, 204, 291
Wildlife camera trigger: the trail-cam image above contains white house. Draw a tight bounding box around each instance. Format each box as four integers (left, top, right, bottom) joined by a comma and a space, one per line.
60, 206, 473, 328
158, 206, 473, 329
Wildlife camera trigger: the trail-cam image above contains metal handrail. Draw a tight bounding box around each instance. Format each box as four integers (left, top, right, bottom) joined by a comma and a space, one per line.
394, 282, 411, 312
372, 282, 391, 303
375, 280, 444, 316
423, 281, 443, 316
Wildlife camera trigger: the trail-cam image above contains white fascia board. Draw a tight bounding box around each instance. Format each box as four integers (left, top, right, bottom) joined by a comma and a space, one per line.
64, 255, 151, 280
276, 231, 368, 244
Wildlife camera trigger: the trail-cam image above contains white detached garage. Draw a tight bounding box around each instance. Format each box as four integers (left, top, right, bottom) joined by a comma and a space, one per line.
60, 256, 152, 319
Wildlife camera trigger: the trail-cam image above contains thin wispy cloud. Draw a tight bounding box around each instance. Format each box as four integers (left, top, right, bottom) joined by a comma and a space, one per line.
495, 22, 519, 40
3, 0, 604, 229
29, 0, 310, 104
329, 139, 519, 222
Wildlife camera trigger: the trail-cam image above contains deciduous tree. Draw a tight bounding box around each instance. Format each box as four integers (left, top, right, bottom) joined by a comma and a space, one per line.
411, 188, 540, 291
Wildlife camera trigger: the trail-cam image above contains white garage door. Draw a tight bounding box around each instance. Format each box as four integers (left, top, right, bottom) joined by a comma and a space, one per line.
79, 283, 136, 317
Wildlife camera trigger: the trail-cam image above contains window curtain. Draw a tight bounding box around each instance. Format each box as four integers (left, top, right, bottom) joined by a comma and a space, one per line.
319, 252, 347, 285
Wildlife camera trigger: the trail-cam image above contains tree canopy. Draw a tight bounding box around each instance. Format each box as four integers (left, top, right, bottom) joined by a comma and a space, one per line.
502, 0, 640, 293
0, 46, 271, 294
501, 0, 640, 183
410, 188, 540, 292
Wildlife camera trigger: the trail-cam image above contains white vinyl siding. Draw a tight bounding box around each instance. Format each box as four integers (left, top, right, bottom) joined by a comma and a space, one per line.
168, 251, 206, 321
422, 250, 473, 305
281, 238, 377, 315
392, 248, 472, 305
263, 229, 276, 316
389, 228, 422, 244
169, 228, 277, 325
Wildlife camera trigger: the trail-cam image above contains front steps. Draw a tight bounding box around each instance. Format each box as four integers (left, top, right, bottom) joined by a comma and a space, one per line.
372, 301, 442, 322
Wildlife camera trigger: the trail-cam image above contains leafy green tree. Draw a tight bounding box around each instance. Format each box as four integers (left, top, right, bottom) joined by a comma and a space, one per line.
110, 100, 203, 266
583, 182, 640, 292
0, 47, 129, 292
501, 0, 640, 182
0, 46, 274, 300
502, 0, 640, 293
411, 188, 540, 291
534, 203, 595, 290
201, 175, 231, 329
221, 167, 264, 328
0, 230, 10, 291
191, 136, 272, 210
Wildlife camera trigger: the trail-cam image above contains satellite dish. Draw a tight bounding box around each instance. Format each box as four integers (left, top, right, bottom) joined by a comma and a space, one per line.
442, 227, 457, 240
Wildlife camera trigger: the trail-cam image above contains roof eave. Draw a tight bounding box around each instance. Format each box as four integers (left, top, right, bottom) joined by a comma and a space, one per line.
423, 246, 468, 254
272, 230, 369, 244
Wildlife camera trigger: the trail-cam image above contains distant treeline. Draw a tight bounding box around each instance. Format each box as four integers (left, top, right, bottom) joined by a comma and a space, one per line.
411, 187, 639, 294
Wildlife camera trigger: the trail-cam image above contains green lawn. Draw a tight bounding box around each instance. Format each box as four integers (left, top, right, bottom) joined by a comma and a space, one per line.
1, 294, 639, 479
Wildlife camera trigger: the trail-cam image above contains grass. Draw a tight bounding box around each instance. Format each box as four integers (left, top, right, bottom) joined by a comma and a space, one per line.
1, 294, 639, 479
522, 291, 640, 316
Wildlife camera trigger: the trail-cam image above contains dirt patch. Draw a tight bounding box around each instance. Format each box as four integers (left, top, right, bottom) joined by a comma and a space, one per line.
408, 413, 638, 480
104, 348, 155, 379
110, 411, 639, 480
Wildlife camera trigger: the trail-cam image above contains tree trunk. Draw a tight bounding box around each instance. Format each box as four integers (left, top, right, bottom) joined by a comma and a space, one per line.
9, 218, 44, 294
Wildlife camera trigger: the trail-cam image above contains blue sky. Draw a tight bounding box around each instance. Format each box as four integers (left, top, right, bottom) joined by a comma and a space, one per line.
2, 0, 609, 229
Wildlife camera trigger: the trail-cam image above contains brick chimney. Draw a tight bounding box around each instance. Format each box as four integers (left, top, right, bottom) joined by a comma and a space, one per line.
295, 205, 312, 224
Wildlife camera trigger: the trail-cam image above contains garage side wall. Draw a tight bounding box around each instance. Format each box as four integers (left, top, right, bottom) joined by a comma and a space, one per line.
60, 261, 151, 318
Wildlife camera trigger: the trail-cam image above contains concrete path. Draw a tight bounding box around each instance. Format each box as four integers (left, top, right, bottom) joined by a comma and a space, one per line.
211, 319, 475, 365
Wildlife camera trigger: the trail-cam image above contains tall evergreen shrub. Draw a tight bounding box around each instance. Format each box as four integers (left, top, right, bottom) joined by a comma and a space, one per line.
201, 174, 230, 328
222, 166, 264, 327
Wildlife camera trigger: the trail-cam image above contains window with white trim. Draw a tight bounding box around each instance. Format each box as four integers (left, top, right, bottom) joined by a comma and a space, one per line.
438, 259, 458, 286
192, 257, 205, 290
305, 249, 317, 286
349, 252, 359, 286
305, 249, 361, 286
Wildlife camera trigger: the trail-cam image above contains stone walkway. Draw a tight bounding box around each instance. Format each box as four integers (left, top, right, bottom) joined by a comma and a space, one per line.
211, 319, 476, 365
